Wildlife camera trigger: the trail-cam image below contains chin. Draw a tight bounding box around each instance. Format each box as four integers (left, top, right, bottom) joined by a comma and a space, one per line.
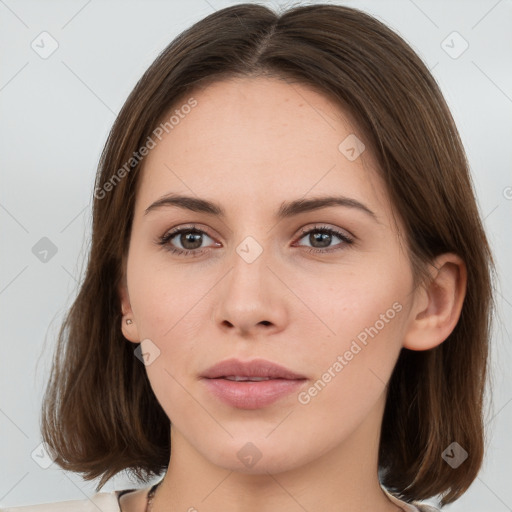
199, 435, 308, 475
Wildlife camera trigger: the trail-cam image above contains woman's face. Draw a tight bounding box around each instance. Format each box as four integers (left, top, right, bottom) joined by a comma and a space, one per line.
121, 76, 420, 474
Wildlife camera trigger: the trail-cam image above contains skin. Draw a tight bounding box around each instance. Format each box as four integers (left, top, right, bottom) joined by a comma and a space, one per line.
119, 76, 466, 512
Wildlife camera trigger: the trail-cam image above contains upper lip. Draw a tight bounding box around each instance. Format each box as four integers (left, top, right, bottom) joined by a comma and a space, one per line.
201, 358, 306, 380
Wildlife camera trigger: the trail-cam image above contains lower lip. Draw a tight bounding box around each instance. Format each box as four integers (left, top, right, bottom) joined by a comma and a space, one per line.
202, 377, 307, 409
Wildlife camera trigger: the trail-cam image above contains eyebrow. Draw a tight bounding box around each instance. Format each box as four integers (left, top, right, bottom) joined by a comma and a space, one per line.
144, 193, 377, 221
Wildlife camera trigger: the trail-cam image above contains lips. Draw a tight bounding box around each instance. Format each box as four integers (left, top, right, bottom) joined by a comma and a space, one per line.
200, 358, 306, 380
200, 358, 307, 409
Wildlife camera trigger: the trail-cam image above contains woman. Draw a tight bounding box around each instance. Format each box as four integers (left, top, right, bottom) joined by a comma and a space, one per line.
3, 2, 494, 511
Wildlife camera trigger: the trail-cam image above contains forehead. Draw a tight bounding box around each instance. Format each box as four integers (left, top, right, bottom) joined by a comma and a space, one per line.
136, 76, 388, 218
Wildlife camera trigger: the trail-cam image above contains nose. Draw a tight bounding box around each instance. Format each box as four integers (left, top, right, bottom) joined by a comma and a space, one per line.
210, 243, 288, 338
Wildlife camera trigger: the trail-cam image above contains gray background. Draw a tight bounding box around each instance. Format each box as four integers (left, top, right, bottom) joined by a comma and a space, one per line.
0, 0, 511, 510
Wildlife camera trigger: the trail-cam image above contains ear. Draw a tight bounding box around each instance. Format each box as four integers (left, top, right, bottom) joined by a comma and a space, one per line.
119, 274, 141, 344
403, 253, 467, 351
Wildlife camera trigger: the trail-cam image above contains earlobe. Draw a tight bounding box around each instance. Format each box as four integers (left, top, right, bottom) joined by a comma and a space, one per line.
119, 281, 140, 344
121, 316, 140, 344
403, 253, 467, 351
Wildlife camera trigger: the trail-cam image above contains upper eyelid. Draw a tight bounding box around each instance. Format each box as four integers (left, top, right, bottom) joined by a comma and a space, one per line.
163, 223, 353, 245
297, 224, 353, 239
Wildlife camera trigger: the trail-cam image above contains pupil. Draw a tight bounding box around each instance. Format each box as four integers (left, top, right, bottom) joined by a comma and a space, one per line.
181, 231, 202, 250
311, 232, 330, 248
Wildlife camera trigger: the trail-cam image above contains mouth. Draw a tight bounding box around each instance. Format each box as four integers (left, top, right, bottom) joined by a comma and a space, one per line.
200, 358, 307, 409
217, 375, 287, 381
200, 357, 307, 380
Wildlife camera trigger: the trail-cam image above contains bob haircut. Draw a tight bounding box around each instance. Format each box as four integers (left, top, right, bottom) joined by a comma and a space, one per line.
41, 2, 494, 506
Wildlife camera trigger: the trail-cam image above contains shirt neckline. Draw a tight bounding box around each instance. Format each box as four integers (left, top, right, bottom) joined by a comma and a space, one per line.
114, 484, 423, 512
382, 487, 422, 511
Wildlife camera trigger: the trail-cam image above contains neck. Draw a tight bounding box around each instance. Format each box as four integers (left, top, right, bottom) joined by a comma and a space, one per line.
151, 400, 400, 512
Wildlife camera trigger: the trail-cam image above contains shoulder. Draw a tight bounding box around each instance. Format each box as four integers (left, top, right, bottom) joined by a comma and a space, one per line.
0, 489, 129, 512
382, 487, 439, 512
415, 505, 440, 512
401, 499, 440, 512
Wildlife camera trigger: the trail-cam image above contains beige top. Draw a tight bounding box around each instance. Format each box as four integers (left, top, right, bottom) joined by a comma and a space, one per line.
0, 485, 440, 511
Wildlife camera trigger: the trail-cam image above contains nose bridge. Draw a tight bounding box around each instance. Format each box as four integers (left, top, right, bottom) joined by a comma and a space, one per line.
211, 229, 287, 334
228, 232, 272, 299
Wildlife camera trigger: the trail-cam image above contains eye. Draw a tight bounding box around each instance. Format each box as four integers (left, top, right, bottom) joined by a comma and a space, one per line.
156, 223, 354, 258
157, 224, 219, 257
293, 225, 354, 254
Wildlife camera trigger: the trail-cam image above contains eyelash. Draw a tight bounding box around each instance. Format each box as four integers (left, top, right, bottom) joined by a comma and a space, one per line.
156, 223, 354, 257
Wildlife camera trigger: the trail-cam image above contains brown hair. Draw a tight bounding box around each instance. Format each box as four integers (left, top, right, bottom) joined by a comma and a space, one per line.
40, 2, 494, 505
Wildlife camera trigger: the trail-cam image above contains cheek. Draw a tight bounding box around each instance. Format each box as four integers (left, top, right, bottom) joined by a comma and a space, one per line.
126, 254, 212, 399
300, 256, 410, 342
293, 260, 410, 400
126, 248, 211, 339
